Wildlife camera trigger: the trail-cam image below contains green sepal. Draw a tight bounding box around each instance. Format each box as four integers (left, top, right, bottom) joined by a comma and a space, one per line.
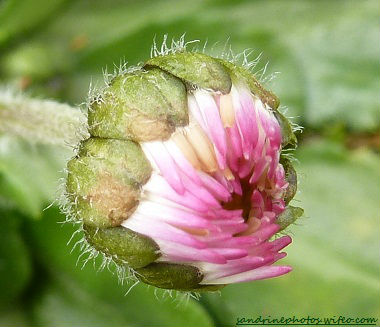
135, 262, 203, 291
276, 206, 304, 231
274, 111, 297, 147
280, 157, 298, 204
218, 59, 280, 109
88, 68, 188, 142
66, 138, 152, 228
83, 225, 160, 269
77, 138, 152, 185
145, 52, 232, 93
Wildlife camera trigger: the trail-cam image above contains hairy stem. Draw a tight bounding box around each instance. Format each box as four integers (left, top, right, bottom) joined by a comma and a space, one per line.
0, 88, 88, 147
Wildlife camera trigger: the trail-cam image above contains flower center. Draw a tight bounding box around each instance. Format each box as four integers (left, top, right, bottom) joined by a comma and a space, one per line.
221, 175, 253, 221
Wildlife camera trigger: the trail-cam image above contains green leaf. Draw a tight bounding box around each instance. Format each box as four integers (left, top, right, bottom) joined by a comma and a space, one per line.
0, 209, 31, 308
27, 207, 214, 327
294, 140, 380, 276
2, 0, 378, 131
281, 1, 380, 132
0, 307, 29, 327
0, 0, 69, 47
0, 136, 70, 218
1, 42, 73, 80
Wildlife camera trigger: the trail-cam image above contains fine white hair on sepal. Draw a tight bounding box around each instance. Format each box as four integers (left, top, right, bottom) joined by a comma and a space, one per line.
102, 58, 143, 87
64, 219, 140, 288
85, 58, 142, 117
151, 287, 203, 304
150, 33, 200, 58
276, 104, 303, 142
57, 170, 80, 225
149, 34, 280, 90
220, 43, 262, 72
57, 165, 141, 288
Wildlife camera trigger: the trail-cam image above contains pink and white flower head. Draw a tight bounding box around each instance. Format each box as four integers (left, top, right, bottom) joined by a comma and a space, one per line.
66, 44, 303, 292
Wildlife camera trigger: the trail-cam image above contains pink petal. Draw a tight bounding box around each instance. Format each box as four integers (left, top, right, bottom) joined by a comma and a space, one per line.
143, 142, 185, 194
198, 171, 231, 202
158, 241, 227, 264
164, 140, 203, 185
122, 215, 207, 249
144, 175, 210, 212
136, 201, 215, 230
194, 90, 227, 168
201, 265, 292, 284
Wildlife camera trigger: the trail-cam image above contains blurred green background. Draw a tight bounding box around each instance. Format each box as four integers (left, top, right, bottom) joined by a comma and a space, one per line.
0, 0, 379, 326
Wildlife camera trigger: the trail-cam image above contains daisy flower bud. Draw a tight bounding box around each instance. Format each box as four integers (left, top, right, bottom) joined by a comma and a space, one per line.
65, 43, 303, 292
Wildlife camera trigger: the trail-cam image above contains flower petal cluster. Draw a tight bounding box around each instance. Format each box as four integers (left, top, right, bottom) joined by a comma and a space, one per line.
66, 48, 303, 291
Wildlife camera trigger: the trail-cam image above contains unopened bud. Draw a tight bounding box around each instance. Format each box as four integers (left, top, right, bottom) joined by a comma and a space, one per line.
65, 43, 303, 291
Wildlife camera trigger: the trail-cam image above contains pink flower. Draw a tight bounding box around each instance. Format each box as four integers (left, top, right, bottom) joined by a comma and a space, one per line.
66, 48, 302, 291
122, 84, 292, 285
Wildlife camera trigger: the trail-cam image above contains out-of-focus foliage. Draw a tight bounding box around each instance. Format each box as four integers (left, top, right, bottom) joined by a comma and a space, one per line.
0, 137, 67, 217
0, 0, 379, 326
0, 0, 69, 46
1, 0, 379, 131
